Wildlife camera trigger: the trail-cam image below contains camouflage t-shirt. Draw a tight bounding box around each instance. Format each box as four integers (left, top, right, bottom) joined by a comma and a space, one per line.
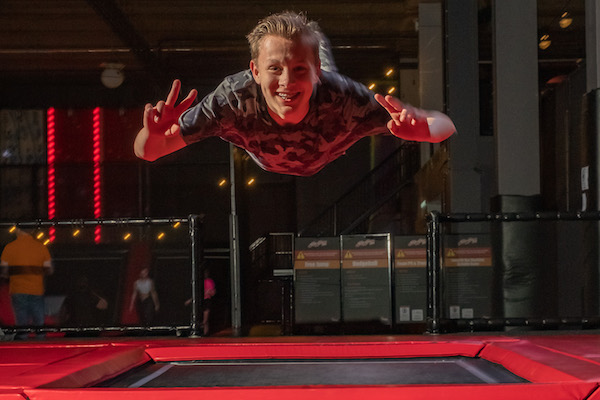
179, 69, 391, 176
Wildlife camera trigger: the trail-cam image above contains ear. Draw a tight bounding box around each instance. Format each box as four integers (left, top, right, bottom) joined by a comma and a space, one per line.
250, 60, 260, 84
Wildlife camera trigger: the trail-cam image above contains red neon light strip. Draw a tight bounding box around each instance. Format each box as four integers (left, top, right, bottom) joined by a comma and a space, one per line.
46, 108, 56, 242
93, 108, 102, 243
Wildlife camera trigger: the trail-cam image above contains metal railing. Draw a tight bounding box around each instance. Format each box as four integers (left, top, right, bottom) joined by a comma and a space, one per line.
298, 142, 419, 237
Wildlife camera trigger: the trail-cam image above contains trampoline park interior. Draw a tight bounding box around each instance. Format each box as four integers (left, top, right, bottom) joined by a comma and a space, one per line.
2, 1, 600, 399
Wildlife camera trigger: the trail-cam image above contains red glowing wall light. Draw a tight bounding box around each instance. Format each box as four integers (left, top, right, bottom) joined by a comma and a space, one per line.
46, 108, 56, 242
93, 107, 102, 243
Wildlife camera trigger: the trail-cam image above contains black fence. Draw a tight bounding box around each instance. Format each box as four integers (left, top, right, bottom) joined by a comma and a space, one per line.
426, 211, 600, 334
0, 215, 205, 337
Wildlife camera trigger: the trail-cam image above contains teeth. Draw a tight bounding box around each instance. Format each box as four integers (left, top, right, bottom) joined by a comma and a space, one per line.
278, 93, 293, 100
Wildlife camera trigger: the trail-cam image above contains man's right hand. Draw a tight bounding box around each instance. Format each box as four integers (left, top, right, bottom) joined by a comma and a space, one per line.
134, 79, 198, 161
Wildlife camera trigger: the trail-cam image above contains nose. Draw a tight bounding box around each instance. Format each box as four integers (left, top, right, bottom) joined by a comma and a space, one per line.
280, 68, 294, 86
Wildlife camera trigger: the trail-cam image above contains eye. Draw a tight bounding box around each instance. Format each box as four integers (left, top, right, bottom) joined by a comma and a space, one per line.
294, 65, 308, 74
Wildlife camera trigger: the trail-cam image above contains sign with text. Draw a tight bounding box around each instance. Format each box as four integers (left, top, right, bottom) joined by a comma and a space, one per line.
394, 236, 427, 323
294, 237, 341, 324
341, 234, 392, 324
443, 234, 493, 319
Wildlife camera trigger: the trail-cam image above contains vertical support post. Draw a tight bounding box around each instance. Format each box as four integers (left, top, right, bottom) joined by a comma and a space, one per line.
229, 143, 242, 336
332, 203, 338, 237
189, 214, 204, 337
587, 0, 600, 317
492, 0, 540, 195
427, 211, 442, 334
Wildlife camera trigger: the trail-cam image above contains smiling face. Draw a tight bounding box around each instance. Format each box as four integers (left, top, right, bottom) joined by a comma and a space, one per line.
250, 34, 321, 125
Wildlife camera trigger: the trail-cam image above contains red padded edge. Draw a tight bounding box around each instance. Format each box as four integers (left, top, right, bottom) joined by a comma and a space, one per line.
0, 390, 26, 399
516, 335, 600, 370
146, 341, 485, 362
479, 340, 600, 383
0, 346, 102, 384
0, 345, 150, 389
587, 386, 600, 400
23, 382, 600, 400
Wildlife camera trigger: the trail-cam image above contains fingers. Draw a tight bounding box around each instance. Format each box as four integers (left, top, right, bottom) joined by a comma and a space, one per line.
382, 95, 420, 126
175, 88, 198, 114
165, 79, 182, 106
384, 95, 405, 111
143, 79, 194, 132
154, 101, 166, 123
374, 93, 394, 113
143, 103, 157, 127
166, 123, 181, 137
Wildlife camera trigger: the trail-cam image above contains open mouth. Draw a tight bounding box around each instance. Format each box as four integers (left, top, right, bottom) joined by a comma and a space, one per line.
277, 92, 300, 102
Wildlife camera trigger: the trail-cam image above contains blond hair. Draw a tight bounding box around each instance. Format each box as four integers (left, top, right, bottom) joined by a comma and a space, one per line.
246, 11, 321, 63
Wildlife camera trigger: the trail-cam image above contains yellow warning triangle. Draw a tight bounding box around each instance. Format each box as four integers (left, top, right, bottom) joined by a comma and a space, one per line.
396, 250, 405, 258
446, 249, 456, 257
344, 251, 353, 259
297, 252, 305, 260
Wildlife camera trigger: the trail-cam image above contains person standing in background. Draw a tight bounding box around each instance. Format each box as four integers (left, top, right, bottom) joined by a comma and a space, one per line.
202, 269, 216, 336
184, 268, 216, 336
0, 228, 53, 338
129, 267, 160, 325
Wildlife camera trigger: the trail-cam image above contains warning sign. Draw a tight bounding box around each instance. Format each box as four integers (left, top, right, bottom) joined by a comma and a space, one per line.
341, 234, 392, 325
294, 237, 341, 324
394, 236, 427, 323
443, 234, 493, 319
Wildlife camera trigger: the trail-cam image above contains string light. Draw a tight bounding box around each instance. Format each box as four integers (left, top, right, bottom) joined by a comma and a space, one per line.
218, 178, 227, 187
539, 34, 551, 50
123, 232, 132, 241
72, 228, 81, 237
9, 226, 16, 233
43, 239, 50, 246
368, 83, 376, 90
387, 87, 396, 94
538, 4, 575, 51
157, 232, 165, 240
172, 221, 181, 229
385, 68, 394, 77
36, 231, 45, 240
559, 12, 572, 28
247, 178, 255, 186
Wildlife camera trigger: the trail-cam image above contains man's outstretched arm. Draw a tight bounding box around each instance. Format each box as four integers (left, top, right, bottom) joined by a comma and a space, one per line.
374, 94, 456, 143
134, 79, 198, 161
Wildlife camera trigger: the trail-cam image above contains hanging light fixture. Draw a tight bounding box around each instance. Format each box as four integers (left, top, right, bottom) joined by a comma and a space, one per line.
100, 63, 125, 88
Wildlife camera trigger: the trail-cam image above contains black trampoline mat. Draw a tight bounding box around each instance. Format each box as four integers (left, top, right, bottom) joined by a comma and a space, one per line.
98, 357, 528, 388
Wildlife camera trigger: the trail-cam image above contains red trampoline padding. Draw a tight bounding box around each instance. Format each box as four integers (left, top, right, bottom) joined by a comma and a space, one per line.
146, 341, 484, 362
0, 346, 103, 386
588, 386, 600, 400
22, 382, 600, 400
1, 346, 150, 389
0, 389, 27, 399
0, 345, 99, 365
480, 341, 600, 383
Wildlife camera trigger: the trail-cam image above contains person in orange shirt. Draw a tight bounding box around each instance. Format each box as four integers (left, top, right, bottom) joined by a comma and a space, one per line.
0, 228, 53, 333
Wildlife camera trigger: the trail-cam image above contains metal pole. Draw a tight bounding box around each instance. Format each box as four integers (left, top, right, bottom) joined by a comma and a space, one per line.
426, 211, 442, 334
229, 143, 242, 336
189, 214, 203, 337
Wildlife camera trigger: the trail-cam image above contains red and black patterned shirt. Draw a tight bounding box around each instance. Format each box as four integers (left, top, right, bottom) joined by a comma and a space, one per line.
179, 69, 391, 176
